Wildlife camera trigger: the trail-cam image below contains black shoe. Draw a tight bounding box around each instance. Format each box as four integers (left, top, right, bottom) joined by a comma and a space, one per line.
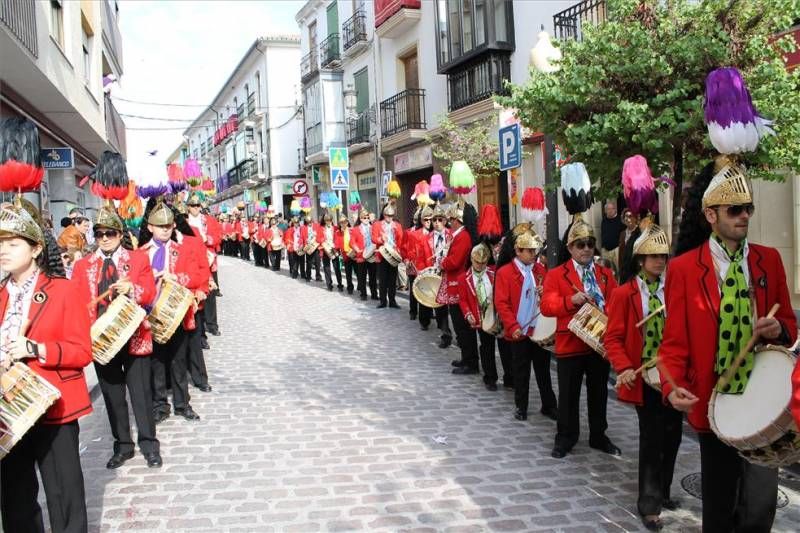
642, 516, 663, 531
174, 406, 200, 421
145, 452, 163, 468
327, 286, 333, 291
197, 384, 212, 393
540, 406, 559, 421
661, 499, 681, 511
551, 447, 567, 459
201, 339, 210, 350
338, 286, 344, 292
589, 438, 622, 456
452, 367, 478, 375
376, 303, 387, 309
316, 277, 323, 282
503, 381, 514, 390
216, 292, 223, 297
370, 295, 379, 301
420, 324, 429, 331
485, 383, 498, 391
514, 409, 528, 421
409, 313, 417, 321
451, 360, 465, 367
208, 330, 221, 336
360, 294, 367, 301
106, 451, 135, 469
153, 410, 170, 424
347, 288, 354, 294
388, 302, 401, 309
438, 338, 452, 349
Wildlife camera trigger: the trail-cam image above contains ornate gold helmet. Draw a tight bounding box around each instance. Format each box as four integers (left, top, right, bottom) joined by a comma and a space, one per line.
432, 203, 447, 219
421, 206, 434, 219
187, 192, 203, 206
338, 214, 348, 225
446, 203, 464, 223
512, 222, 532, 237
0, 202, 44, 245
702, 155, 753, 209
174, 202, 188, 216
632, 220, 670, 255
470, 243, 491, 263
566, 213, 594, 245
383, 204, 396, 217
148, 201, 174, 226
515, 231, 542, 250
95, 205, 124, 232
358, 208, 369, 219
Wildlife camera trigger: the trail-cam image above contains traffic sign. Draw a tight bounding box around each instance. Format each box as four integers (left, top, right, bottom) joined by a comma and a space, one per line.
498, 124, 521, 171
331, 168, 350, 190
380, 171, 391, 197
329, 147, 349, 170
292, 180, 308, 195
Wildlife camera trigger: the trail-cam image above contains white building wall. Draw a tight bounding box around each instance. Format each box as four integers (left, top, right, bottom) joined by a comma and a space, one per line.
265, 45, 302, 178
508, 1, 575, 85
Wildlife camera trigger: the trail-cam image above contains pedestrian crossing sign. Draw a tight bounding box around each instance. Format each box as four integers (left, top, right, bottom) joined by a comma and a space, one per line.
329, 147, 349, 170
331, 168, 350, 190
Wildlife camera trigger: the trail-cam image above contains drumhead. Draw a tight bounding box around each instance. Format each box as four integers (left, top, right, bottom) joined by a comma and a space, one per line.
531, 315, 556, 341
644, 366, 661, 390
712, 347, 795, 440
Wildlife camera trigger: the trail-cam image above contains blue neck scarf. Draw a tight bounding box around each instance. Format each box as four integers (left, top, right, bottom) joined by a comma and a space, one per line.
514, 258, 538, 332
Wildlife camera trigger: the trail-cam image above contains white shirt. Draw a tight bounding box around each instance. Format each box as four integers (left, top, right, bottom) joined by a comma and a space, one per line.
187, 213, 206, 240
635, 275, 665, 317
709, 238, 750, 293
324, 226, 334, 244
471, 268, 493, 306
94, 245, 123, 269
572, 259, 595, 284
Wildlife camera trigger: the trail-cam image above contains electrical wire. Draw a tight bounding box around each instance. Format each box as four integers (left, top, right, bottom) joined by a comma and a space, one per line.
111, 95, 298, 110
124, 107, 302, 131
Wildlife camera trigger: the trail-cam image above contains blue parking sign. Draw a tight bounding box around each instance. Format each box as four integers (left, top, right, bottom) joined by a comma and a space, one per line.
498, 124, 521, 171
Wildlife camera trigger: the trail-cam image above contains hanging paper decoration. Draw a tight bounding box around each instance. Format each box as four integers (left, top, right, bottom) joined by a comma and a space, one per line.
622, 155, 658, 215
521, 187, 547, 222
429, 174, 446, 201
387, 179, 401, 199
477, 204, 503, 241
560, 162, 593, 214
221, 204, 229, 214
0, 117, 45, 192
319, 192, 329, 209
167, 162, 187, 192
324, 191, 342, 211
290, 199, 301, 216
704, 67, 774, 155
299, 196, 312, 214
449, 161, 475, 195
348, 190, 361, 212
183, 158, 203, 186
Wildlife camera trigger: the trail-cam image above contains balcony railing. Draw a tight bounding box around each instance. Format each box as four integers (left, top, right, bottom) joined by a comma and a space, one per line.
342, 9, 367, 52
346, 110, 371, 145
1, 0, 37, 57
553, 0, 606, 41
236, 104, 245, 122
447, 52, 511, 112
227, 158, 257, 187
104, 95, 127, 155
301, 50, 319, 82
320, 33, 341, 68
246, 93, 256, 117
306, 123, 323, 156
375, 0, 421, 28
380, 88, 426, 137
101, 0, 123, 72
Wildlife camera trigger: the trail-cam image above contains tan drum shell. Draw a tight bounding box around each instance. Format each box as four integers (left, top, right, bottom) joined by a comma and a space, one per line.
147, 279, 195, 345
0, 363, 61, 458
643, 365, 661, 392
567, 303, 607, 357
379, 244, 402, 267
91, 295, 147, 365
413, 267, 443, 309
530, 314, 556, 347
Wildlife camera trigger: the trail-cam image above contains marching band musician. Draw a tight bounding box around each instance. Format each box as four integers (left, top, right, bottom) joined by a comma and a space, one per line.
336, 214, 355, 294
494, 228, 558, 421
244, 215, 257, 262
232, 213, 243, 259
266, 215, 283, 271
350, 208, 378, 301
604, 222, 680, 531
186, 194, 222, 337
139, 202, 206, 423
425, 205, 452, 343
0, 202, 93, 533
72, 207, 162, 470
371, 204, 404, 309
541, 215, 620, 459
252, 214, 266, 268
405, 206, 432, 323
320, 213, 343, 292
220, 214, 234, 257
300, 214, 323, 282
285, 216, 301, 279
440, 204, 475, 374
660, 159, 796, 532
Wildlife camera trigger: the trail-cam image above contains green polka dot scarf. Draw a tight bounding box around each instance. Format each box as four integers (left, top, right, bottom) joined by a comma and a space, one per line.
639, 274, 664, 364
713, 234, 753, 394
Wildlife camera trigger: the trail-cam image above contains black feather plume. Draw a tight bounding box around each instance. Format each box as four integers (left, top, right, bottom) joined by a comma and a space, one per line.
94, 151, 129, 187
0, 118, 41, 166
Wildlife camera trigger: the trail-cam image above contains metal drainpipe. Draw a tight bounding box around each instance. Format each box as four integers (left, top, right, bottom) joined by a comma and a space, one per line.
373, 29, 385, 210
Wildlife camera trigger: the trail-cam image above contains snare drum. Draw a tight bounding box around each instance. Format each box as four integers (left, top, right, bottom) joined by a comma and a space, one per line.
708, 345, 800, 467
530, 315, 556, 347
412, 267, 443, 309
643, 365, 661, 391
148, 279, 195, 344
363, 246, 376, 263
567, 303, 608, 357
91, 295, 147, 365
378, 244, 402, 267
0, 363, 61, 458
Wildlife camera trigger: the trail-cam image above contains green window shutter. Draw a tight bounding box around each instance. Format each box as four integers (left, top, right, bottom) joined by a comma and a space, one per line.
327, 1, 338, 37
354, 68, 369, 114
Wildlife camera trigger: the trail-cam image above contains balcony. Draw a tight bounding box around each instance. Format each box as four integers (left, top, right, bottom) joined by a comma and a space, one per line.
380, 89, 426, 152
375, 0, 421, 39
346, 110, 372, 146
320, 33, 342, 69
342, 9, 368, 56
1, 0, 38, 57
101, 0, 124, 73
553, 0, 607, 41
301, 50, 319, 83
447, 51, 511, 112
104, 95, 127, 155
228, 158, 257, 187
236, 104, 245, 122
246, 92, 256, 117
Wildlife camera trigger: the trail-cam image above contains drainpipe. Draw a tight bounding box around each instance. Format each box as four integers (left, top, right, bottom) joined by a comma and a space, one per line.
373, 24, 385, 210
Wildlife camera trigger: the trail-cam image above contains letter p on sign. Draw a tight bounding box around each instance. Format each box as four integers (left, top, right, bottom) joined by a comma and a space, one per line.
498, 124, 521, 171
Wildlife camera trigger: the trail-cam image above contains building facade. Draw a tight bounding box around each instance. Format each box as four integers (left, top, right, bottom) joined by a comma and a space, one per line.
1, 0, 127, 222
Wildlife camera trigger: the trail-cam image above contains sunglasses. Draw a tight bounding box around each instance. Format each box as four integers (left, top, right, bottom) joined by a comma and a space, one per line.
188, 203, 201, 207
422, 218, 432, 222
94, 229, 119, 239
716, 204, 755, 217
572, 238, 596, 250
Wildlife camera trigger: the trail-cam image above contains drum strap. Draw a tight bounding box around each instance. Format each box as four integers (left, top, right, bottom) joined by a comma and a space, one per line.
640, 274, 664, 364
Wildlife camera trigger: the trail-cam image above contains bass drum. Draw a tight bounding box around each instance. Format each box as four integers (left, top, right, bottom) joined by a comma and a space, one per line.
529, 314, 556, 348
412, 267, 443, 309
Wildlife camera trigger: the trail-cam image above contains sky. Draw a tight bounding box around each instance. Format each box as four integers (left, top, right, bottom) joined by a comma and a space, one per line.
114, 0, 304, 181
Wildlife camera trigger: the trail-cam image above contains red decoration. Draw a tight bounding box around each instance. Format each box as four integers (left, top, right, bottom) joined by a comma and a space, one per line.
0, 161, 44, 192
477, 204, 503, 240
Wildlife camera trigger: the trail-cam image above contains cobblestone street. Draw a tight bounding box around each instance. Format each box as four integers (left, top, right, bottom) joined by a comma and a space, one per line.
74, 257, 800, 532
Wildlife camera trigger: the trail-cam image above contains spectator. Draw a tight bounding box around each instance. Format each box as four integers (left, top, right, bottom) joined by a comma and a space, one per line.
57, 215, 90, 251
600, 200, 624, 274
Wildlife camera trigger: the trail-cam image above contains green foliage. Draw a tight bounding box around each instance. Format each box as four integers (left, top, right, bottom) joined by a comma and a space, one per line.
499, 0, 800, 200
427, 114, 500, 178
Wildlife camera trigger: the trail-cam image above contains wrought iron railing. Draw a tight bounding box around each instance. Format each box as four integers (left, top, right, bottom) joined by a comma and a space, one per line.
320, 33, 341, 68
346, 110, 371, 145
104, 95, 126, 155
301, 50, 319, 82
246, 93, 256, 117
228, 158, 257, 187
306, 123, 323, 156
447, 52, 511, 112
342, 9, 367, 52
553, 0, 606, 41
236, 104, 245, 121
380, 89, 426, 137
1, 0, 38, 57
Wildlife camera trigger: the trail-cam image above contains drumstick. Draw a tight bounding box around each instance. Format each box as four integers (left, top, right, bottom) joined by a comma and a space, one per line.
635, 304, 665, 328
87, 277, 129, 309
716, 303, 780, 391
569, 282, 600, 309
615, 357, 659, 389
656, 358, 680, 393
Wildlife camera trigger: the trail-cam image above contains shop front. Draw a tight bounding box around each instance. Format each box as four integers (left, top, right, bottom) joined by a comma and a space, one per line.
387, 143, 434, 227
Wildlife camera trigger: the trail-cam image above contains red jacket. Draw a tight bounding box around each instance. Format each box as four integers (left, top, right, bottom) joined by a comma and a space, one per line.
349, 223, 374, 263
792, 358, 800, 430
404, 228, 431, 274
266, 226, 283, 251
205, 215, 223, 252
457, 267, 496, 329
300, 223, 324, 250
659, 241, 797, 431
438, 227, 471, 305
541, 260, 618, 358
494, 261, 548, 341
221, 221, 234, 239
0, 273, 93, 424
71, 248, 157, 356
284, 226, 300, 253
371, 220, 404, 263
246, 221, 258, 239
604, 277, 653, 405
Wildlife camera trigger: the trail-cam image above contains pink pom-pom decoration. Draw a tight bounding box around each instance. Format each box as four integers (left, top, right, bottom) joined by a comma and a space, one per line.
429, 174, 446, 201
167, 163, 187, 192
622, 155, 658, 215
521, 187, 547, 222
299, 195, 312, 213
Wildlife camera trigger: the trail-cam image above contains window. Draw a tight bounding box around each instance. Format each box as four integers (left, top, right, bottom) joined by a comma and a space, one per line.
475, 0, 486, 47
448, 0, 461, 58
434, 0, 514, 71
255, 72, 261, 107
494, 0, 510, 43
462, 0, 473, 53
353, 67, 369, 114
436, 1, 449, 64
82, 30, 91, 83
50, 0, 64, 48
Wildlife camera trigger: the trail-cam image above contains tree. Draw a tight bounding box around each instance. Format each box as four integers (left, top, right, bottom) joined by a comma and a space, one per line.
427, 115, 499, 178
499, 0, 800, 230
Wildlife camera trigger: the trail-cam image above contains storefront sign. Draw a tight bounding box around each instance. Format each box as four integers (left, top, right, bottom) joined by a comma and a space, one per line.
40, 147, 74, 170
213, 115, 238, 146
357, 174, 376, 190
394, 145, 431, 174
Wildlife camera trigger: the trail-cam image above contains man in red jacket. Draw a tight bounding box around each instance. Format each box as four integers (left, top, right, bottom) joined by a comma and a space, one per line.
72, 207, 162, 469
426, 205, 452, 343
372, 204, 404, 309
300, 215, 324, 282
542, 214, 619, 459
441, 204, 475, 374
186, 194, 222, 336
660, 160, 797, 532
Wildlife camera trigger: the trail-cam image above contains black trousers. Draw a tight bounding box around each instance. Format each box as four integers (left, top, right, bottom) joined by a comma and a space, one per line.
461, 327, 497, 383
554, 352, 610, 450
448, 304, 474, 368
510, 338, 558, 414
323, 254, 343, 289
151, 327, 191, 412
1, 421, 87, 533
95, 350, 158, 455
419, 304, 451, 339
289, 252, 301, 278
698, 432, 778, 533
635, 385, 682, 516
253, 243, 264, 266
356, 262, 377, 298
188, 309, 210, 387
378, 261, 398, 305
241, 239, 251, 260
304, 250, 321, 280
269, 250, 282, 271
204, 271, 219, 335
366, 262, 377, 297
408, 274, 419, 316
497, 338, 513, 387
343, 258, 355, 292
262, 246, 270, 268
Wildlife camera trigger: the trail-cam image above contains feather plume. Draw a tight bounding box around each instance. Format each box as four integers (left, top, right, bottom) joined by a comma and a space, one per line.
411, 180, 431, 207
92, 151, 130, 200
560, 162, 593, 214
387, 179, 401, 199
167, 162, 187, 192
622, 155, 658, 215
183, 158, 202, 178
299, 196, 312, 214
429, 174, 446, 201
477, 204, 503, 242
521, 187, 548, 222
449, 161, 476, 195
0, 118, 44, 192
348, 190, 361, 212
